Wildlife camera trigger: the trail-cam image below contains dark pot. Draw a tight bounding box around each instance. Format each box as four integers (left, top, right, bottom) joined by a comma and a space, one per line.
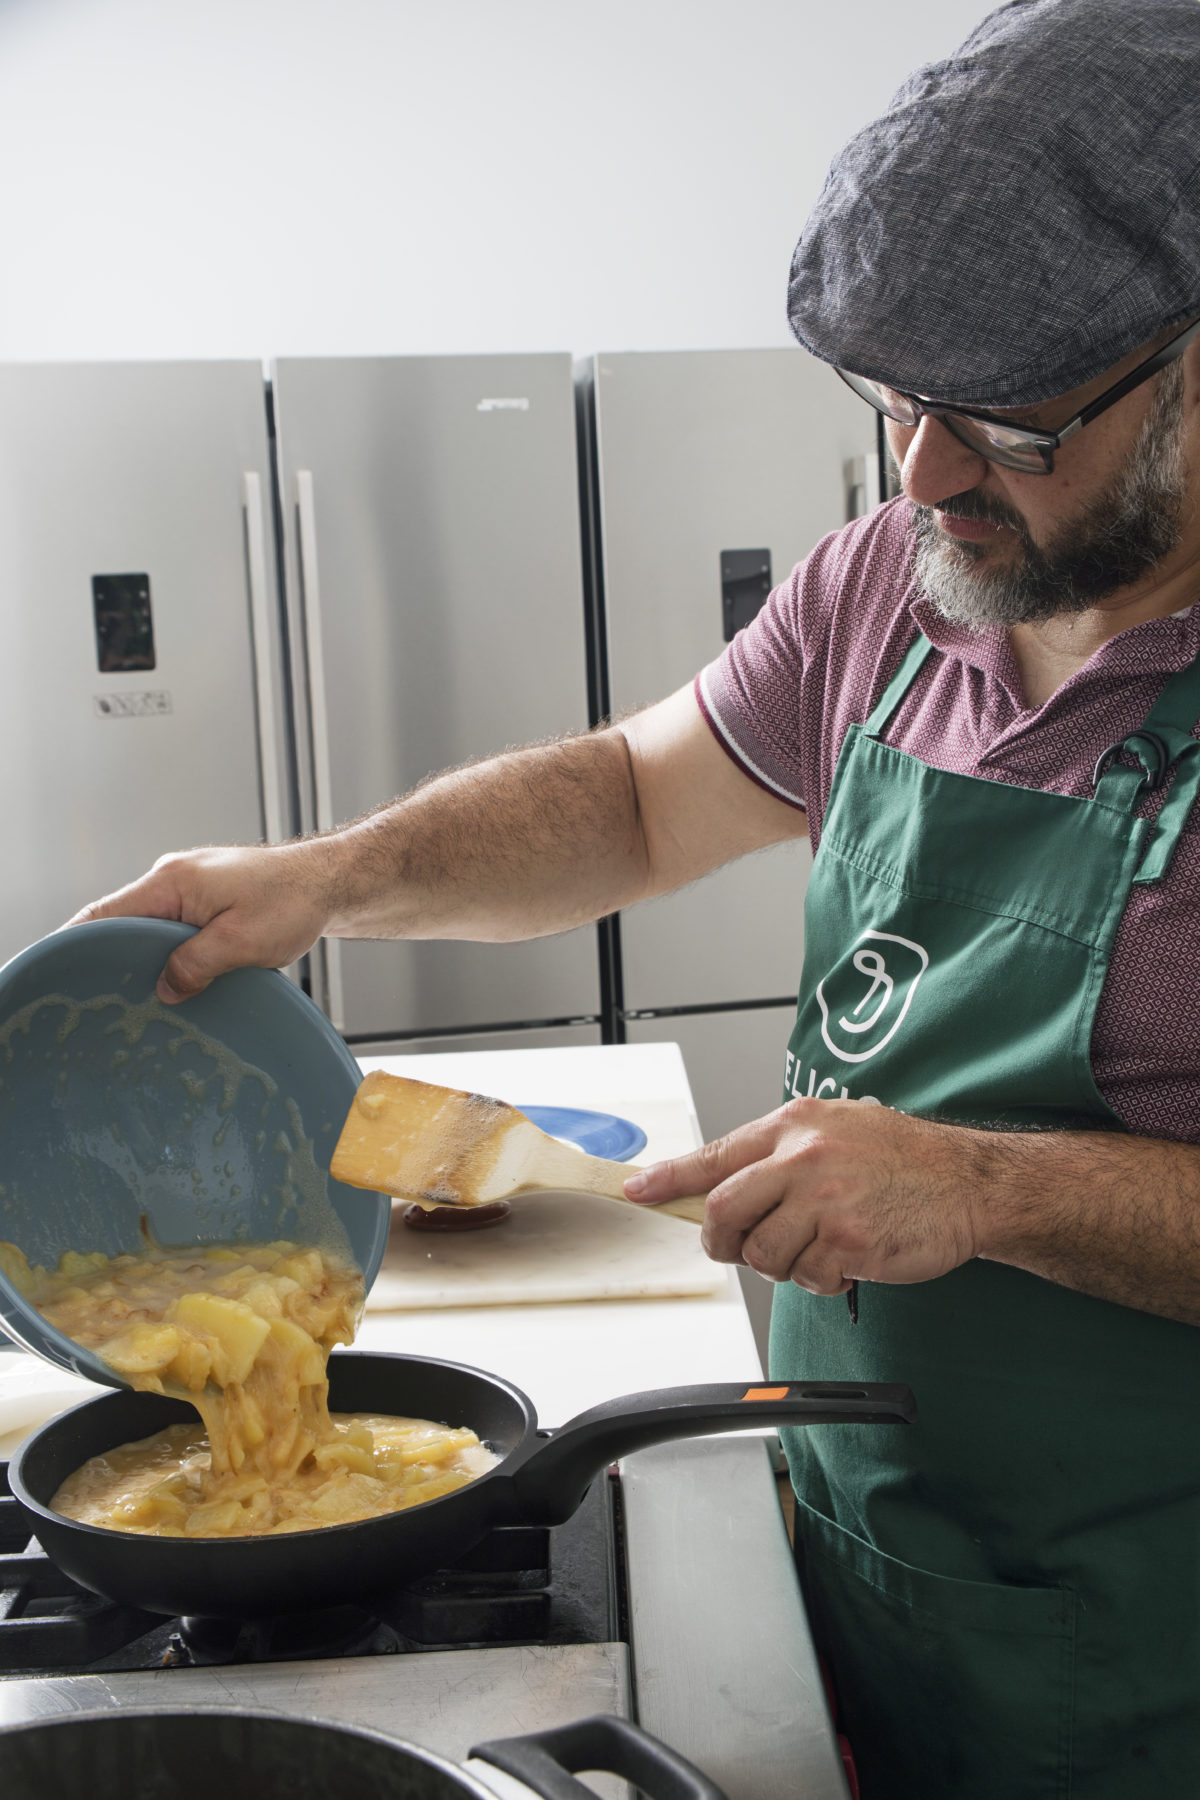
0, 1705, 727, 1800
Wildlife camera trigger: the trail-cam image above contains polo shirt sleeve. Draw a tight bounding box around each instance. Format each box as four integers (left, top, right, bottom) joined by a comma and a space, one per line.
695, 576, 808, 808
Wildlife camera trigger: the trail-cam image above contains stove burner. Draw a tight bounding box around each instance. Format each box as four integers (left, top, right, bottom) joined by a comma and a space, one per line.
177, 1605, 405, 1664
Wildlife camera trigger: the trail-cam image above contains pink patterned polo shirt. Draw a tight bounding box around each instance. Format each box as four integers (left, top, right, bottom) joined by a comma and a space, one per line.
696, 496, 1200, 1144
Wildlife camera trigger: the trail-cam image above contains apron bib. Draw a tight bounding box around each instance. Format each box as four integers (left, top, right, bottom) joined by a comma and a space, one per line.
772, 633, 1200, 1799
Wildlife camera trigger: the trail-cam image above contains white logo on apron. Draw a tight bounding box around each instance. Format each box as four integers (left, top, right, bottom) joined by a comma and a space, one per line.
815, 929, 929, 1063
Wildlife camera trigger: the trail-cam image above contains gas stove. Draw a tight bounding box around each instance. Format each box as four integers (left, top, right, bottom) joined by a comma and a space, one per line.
0, 1434, 847, 1800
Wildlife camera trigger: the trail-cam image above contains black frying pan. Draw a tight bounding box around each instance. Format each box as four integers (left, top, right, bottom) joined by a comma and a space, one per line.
10, 1351, 914, 1620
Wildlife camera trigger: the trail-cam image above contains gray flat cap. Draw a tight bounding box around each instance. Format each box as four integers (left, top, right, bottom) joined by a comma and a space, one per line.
788, 0, 1200, 406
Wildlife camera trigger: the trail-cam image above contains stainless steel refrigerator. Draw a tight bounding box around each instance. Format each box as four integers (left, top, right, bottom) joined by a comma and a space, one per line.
0, 359, 291, 970
0, 348, 872, 1098
269, 353, 601, 1052
577, 348, 879, 1142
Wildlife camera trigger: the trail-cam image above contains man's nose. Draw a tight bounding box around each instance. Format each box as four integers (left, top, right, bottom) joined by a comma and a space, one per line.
889, 416, 989, 507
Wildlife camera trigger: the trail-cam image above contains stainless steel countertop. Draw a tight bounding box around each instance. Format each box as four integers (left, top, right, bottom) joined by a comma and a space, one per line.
0, 1645, 630, 1799
621, 1437, 847, 1800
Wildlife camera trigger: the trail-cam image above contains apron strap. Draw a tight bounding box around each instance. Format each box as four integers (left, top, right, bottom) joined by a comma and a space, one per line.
1139, 643, 1200, 737
1092, 646, 1200, 884
1134, 736, 1200, 883
863, 633, 934, 738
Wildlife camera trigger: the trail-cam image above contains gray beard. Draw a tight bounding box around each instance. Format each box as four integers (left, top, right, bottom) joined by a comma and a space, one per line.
911, 362, 1189, 630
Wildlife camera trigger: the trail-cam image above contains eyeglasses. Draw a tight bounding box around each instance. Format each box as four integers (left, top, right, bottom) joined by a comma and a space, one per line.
836, 316, 1200, 474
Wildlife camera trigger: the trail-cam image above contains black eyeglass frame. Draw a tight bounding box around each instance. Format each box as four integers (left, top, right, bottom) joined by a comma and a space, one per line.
835, 315, 1200, 473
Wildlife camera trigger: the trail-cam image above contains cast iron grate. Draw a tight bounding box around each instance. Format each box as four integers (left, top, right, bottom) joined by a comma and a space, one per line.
0, 1467, 162, 1666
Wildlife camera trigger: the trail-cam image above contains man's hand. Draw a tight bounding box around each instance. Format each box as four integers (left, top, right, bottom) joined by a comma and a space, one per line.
66, 842, 336, 1003
624, 1098, 984, 1294
625, 1097, 1200, 1326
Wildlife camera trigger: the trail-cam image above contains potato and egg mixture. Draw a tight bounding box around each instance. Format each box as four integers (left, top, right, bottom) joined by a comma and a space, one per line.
0, 1238, 496, 1537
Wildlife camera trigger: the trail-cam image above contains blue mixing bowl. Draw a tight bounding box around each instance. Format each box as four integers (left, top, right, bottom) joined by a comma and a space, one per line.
0, 920, 389, 1386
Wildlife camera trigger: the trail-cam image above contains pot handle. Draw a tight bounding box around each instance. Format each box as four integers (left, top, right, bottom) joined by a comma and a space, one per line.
509, 1379, 915, 1523
470, 1714, 727, 1800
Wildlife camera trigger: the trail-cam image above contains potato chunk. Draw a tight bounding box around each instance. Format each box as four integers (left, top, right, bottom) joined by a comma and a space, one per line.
103, 1323, 182, 1377
313, 1438, 376, 1478
265, 1315, 326, 1387
167, 1335, 212, 1393
0, 1240, 43, 1297
175, 1293, 270, 1386
184, 1499, 247, 1535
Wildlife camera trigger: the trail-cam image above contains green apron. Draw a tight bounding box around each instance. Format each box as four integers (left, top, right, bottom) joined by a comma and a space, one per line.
772, 632, 1200, 1799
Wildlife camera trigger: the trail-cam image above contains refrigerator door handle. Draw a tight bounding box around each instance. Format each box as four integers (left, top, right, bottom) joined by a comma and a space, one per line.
242, 471, 286, 848
295, 468, 347, 1032
844, 451, 882, 519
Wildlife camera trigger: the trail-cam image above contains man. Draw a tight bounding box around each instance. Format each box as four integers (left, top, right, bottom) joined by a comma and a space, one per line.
75, 1, 1200, 1792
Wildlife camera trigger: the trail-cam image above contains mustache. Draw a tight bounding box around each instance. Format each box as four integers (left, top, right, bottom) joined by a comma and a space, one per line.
921, 489, 1028, 533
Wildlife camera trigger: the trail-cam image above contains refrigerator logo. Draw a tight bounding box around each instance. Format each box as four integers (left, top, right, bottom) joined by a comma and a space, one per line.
815, 929, 929, 1064
476, 397, 530, 412
93, 691, 173, 718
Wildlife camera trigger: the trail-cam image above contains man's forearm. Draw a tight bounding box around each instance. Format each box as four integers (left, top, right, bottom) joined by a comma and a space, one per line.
974, 1125, 1200, 1324
629, 1097, 1200, 1327
319, 727, 651, 942
72, 683, 800, 1002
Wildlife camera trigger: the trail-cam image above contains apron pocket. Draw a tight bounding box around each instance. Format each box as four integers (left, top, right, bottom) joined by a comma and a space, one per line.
797, 1501, 1075, 1800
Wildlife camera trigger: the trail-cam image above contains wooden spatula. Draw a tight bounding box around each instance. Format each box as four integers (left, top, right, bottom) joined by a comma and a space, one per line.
331, 1071, 707, 1224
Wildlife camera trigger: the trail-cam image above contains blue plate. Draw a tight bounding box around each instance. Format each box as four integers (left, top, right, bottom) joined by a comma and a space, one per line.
0, 920, 390, 1387
519, 1105, 647, 1163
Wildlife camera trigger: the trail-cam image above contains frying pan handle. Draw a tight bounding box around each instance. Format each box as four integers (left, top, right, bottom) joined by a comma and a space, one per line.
470, 1714, 727, 1800
508, 1379, 915, 1523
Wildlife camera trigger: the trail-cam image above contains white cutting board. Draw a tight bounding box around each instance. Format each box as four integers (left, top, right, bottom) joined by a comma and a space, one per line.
359, 1047, 724, 1311
366, 1188, 724, 1312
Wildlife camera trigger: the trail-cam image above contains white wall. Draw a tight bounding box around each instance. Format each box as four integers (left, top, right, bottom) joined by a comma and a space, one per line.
0, 0, 996, 363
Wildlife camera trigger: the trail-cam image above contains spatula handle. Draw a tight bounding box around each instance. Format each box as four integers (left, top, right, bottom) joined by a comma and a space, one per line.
526, 1140, 707, 1224
570, 1155, 708, 1225
639, 1192, 708, 1226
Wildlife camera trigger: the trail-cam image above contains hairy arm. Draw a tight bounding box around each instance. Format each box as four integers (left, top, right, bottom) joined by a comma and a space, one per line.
73, 684, 804, 998
972, 1124, 1200, 1321
324, 683, 802, 939
626, 1098, 1200, 1326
